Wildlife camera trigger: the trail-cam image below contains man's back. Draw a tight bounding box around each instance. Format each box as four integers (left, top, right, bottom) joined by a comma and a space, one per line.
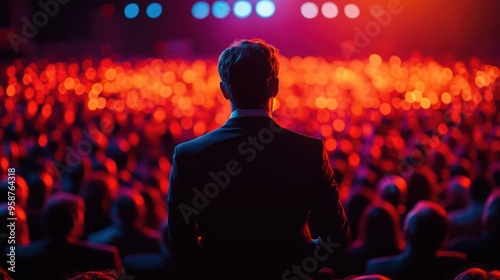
168, 116, 350, 279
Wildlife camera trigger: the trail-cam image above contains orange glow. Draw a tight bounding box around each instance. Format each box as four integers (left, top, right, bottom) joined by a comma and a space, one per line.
333, 119, 345, 132
380, 102, 391, 115
38, 134, 48, 147
193, 121, 207, 136
128, 132, 140, 146
420, 97, 431, 109
369, 54, 382, 67
86, 68, 97, 80
6, 85, 16, 97
27, 100, 38, 118
325, 138, 337, 151
348, 153, 360, 167
41, 104, 52, 119
153, 109, 167, 122
441, 92, 452, 104
320, 124, 333, 138
104, 68, 117, 81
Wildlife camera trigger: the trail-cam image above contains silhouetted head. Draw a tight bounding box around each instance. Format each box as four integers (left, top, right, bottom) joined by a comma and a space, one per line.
405, 167, 438, 213
403, 201, 448, 253
445, 175, 471, 210
454, 267, 488, 280
80, 172, 118, 213
42, 192, 85, 240
376, 175, 407, 215
357, 201, 404, 256
68, 270, 118, 280
218, 38, 280, 109
470, 176, 493, 203
26, 171, 54, 210
111, 188, 146, 227
482, 190, 500, 235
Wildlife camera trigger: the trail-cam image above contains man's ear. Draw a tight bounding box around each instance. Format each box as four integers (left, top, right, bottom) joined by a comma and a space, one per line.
271, 78, 279, 98
220, 82, 230, 100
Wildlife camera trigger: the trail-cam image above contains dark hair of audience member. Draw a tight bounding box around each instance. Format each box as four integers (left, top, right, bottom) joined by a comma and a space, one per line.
356, 201, 404, 257
68, 270, 118, 280
445, 175, 471, 211
454, 267, 500, 280
26, 171, 53, 210
344, 186, 374, 241
470, 176, 493, 203
111, 188, 145, 227
404, 201, 448, 252
79, 172, 118, 236
43, 192, 85, 240
140, 186, 166, 230
405, 167, 438, 215
376, 175, 407, 215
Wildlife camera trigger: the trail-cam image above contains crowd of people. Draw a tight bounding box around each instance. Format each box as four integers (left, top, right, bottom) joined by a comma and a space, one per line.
0, 49, 499, 279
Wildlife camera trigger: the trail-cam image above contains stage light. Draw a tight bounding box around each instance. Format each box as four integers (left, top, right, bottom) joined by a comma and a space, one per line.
192, 1, 210, 19
146, 2, 162, 19
256, 0, 275, 18
212, 1, 231, 19
344, 3, 360, 18
234, 1, 252, 18
124, 3, 139, 19
301, 2, 318, 19
321, 2, 338, 19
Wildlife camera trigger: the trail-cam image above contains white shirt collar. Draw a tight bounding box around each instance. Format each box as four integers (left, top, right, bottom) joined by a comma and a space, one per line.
230, 109, 272, 119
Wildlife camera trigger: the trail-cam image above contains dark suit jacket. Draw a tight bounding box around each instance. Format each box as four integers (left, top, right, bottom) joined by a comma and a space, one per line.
167, 116, 350, 280
11, 238, 122, 280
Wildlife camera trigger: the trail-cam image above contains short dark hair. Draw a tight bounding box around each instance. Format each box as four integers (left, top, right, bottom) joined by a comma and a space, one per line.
404, 201, 448, 251
43, 192, 84, 238
218, 38, 280, 109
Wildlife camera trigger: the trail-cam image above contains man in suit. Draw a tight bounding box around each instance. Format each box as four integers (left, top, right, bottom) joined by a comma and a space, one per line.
167, 38, 351, 280
12, 192, 122, 280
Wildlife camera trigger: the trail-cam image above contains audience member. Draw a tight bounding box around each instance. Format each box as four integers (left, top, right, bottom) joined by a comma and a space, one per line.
404, 167, 439, 216
331, 201, 404, 278
88, 188, 160, 257
13, 192, 122, 280
444, 176, 471, 212
67, 270, 119, 280
376, 175, 408, 216
123, 222, 181, 279
449, 190, 500, 268
365, 201, 468, 280
454, 267, 500, 280
448, 176, 492, 240
25, 171, 53, 241
80, 172, 118, 237
140, 186, 167, 231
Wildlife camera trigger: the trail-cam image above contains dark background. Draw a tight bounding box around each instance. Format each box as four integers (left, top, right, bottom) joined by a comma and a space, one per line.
1, 0, 500, 61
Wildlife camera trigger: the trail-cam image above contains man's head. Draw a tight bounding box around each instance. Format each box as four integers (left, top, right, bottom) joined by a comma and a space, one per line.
403, 201, 448, 252
218, 38, 280, 109
42, 192, 85, 240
